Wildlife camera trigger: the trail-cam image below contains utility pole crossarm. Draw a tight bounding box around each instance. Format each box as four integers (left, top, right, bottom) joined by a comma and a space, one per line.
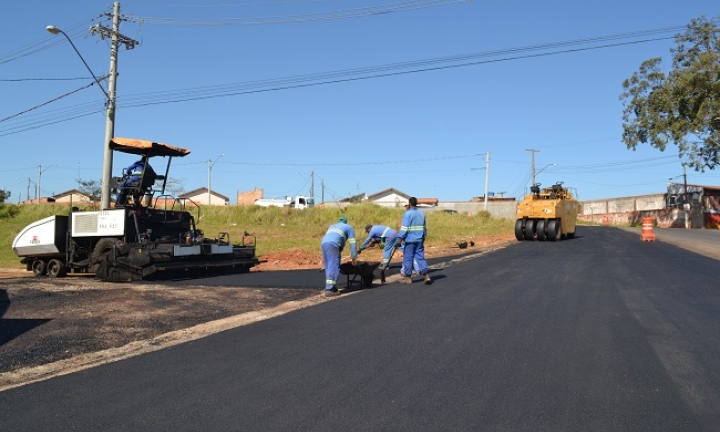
89, 23, 138, 50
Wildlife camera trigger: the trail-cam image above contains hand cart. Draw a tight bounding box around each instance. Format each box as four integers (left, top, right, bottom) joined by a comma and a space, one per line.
339, 261, 380, 290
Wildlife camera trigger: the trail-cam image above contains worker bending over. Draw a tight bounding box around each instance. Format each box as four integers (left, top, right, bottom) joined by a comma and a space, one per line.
320, 216, 358, 297
359, 224, 399, 270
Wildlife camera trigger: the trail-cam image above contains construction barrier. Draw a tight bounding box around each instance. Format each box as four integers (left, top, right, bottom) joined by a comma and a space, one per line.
641, 217, 656, 242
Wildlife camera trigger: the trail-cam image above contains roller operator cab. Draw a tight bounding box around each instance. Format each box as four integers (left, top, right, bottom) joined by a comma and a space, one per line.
12, 138, 261, 281
515, 182, 579, 241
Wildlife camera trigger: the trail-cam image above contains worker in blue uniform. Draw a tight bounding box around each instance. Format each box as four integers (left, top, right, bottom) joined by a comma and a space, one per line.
321, 216, 358, 297
397, 197, 431, 284
359, 224, 400, 270
114, 158, 156, 206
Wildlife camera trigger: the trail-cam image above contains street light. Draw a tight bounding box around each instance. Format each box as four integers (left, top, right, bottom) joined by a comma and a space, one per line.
46, 3, 129, 210
37, 164, 57, 201
207, 154, 225, 205
47, 23, 116, 210
533, 163, 556, 186
46, 26, 110, 101
471, 152, 492, 210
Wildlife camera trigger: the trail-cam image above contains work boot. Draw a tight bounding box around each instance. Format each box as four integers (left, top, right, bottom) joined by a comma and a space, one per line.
398, 275, 412, 284
423, 273, 432, 285
324, 287, 340, 297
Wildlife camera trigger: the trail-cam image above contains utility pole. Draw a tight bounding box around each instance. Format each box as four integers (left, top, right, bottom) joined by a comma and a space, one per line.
526, 148, 539, 186
36, 167, 41, 201
310, 171, 315, 199
483, 152, 491, 211
37, 165, 56, 201
89, 2, 138, 209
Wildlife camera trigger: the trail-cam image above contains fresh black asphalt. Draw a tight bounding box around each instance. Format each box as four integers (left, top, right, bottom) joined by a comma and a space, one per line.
2, 226, 720, 431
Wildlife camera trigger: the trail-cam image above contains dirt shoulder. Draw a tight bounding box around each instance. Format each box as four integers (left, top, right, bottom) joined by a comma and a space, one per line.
0, 236, 515, 391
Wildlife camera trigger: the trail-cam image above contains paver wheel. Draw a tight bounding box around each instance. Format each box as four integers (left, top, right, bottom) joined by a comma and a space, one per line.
92, 238, 122, 272
47, 259, 67, 278
32, 259, 47, 277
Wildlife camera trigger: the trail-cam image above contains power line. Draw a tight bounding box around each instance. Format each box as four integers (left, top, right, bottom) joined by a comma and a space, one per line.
0, 77, 90, 82
125, 0, 470, 26
0, 22, 95, 65
0, 77, 106, 123
0, 23, 693, 137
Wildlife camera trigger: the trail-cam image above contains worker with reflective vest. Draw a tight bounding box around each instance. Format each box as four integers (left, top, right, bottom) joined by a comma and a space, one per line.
320, 216, 358, 297
359, 224, 399, 270
397, 197, 430, 284
114, 159, 156, 205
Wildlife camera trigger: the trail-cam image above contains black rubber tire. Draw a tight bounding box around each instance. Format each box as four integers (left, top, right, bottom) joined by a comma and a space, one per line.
514, 219, 525, 241
536, 219, 546, 241
91, 238, 122, 272
47, 259, 67, 278
547, 219, 561, 241
524, 219, 537, 241
31, 259, 47, 277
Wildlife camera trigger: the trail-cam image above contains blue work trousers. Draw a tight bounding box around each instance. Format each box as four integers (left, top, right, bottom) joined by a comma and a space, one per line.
381, 236, 400, 269
401, 241, 428, 277
321, 242, 341, 290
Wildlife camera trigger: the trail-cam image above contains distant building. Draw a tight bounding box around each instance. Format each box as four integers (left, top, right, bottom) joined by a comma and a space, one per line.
365, 188, 438, 207
52, 189, 96, 205
365, 188, 409, 207
237, 189, 263, 206
178, 188, 229, 206
578, 182, 720, 229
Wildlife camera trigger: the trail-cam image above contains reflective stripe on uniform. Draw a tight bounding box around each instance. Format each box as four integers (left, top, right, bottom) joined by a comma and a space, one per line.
328, 228, 348, 239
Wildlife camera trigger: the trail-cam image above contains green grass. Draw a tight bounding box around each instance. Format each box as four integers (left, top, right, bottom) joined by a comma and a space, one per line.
0, 203, 514, 269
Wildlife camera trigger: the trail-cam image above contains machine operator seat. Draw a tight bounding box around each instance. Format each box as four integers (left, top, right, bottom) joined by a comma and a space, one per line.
114, 174, 165, 208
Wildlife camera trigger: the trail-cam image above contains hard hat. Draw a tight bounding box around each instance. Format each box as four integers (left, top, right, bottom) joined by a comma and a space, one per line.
338, 216, 348, 224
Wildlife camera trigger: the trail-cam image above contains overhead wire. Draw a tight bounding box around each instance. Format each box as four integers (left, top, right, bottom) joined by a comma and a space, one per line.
109, 36, 683, 110
0, 16, 701, 140
0, 28, 678, 138
125, 0, 470, 26
0, 78, 105, 124
0, 21, 95, 65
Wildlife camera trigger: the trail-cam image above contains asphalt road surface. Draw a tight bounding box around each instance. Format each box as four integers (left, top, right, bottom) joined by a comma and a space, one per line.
2, 226, 720, 431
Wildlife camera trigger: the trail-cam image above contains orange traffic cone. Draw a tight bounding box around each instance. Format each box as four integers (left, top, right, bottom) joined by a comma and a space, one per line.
641, 217, 656, 242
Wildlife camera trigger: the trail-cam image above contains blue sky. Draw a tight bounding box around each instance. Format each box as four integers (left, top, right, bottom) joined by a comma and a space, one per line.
1, 0, 718, 204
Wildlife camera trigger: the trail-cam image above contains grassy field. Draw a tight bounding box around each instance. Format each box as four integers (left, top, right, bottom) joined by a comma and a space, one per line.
0, 203, 515, 269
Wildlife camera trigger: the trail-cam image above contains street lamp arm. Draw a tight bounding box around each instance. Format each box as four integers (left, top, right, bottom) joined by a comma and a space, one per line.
207, 154, 225, 205
209, 153, 225, 169
536, 163, 556, 176
46, 25, 110, 102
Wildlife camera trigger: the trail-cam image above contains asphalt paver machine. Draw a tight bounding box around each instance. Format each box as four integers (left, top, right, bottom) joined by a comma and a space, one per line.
12, 138, 261, 281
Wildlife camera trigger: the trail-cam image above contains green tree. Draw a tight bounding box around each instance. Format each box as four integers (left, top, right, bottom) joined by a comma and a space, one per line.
620, 16, 720, 171
0, 189, 10, 204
